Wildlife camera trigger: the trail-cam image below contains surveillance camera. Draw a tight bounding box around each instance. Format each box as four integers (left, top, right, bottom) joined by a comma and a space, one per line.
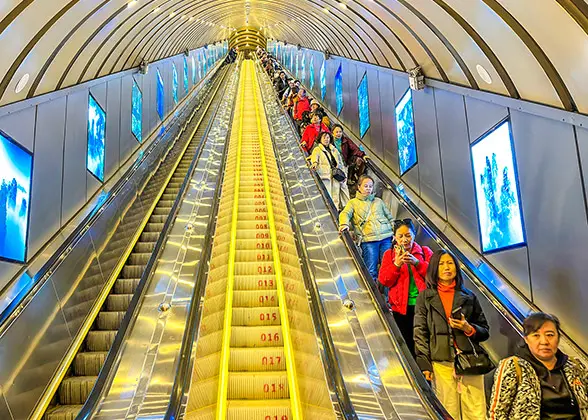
139, 60, 149, 75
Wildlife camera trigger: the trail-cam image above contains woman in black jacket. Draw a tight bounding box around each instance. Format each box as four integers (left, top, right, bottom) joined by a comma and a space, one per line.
414, 250, 490, 420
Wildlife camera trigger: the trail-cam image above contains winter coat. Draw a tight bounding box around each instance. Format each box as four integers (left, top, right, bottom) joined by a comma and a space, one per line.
338, 192, 395, 243
335, 135, 365, 166
274, 78, 288, 97
378, 243, 433, 315
293, 96, 310, 120
310, 143, 346, 181
413, 286, 490, 373
301, 123, 329, 152
489, 345, 588, 420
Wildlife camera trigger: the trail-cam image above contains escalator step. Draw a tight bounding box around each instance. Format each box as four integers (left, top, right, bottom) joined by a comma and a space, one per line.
122, 264, 145, 278
231, 307, 280, 326
58, 376, 97, 405
73, 352, 107, 376
97, 311, 126, 330
86, 330, 117, 351
106, 294, 133, 312
148, 214, 168, 224
229, 347, 285, 372
133, 242, 156, 253
144, 222, 165, 232
44, 404, 83, 420
226, 399, 290, 419
232, 290, 278, 308
114, 278, 141, 294
228, 372, 289, 399
128, 252, 152, 265
231, 326, 283, 348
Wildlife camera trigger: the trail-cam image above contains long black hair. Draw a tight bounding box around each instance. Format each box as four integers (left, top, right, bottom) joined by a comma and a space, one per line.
425, 249, 465, 290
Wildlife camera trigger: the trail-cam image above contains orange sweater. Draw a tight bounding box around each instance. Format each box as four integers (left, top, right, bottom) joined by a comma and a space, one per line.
437, 281, 456, 320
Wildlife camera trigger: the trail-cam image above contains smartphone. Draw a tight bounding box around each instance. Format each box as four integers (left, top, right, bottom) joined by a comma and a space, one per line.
394, 245, 404, 255
451, 306, 463, 319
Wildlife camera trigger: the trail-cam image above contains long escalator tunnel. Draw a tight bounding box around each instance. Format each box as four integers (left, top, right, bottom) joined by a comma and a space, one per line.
185, 60, 335, 419
43, 65, 232, 420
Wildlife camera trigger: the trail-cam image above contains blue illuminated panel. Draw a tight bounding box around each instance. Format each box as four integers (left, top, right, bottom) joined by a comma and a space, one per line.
156, 69, 164, 120
131, 80, 142, 143
0, 131, 32, 263
172, 63, 178, 104
192, 55, 197, 84
309, 55, 315, 90
87, 94, 106, 182
301, 55, 306, 82
471, 120, 526, 253
358, 72, 370, 138
183, 57, 189, 93
335, 64, 343, 115
320, 60, 326, 100
395, 89, 417, 175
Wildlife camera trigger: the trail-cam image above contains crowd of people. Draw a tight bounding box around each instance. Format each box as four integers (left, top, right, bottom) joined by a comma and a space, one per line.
257, 47, 588, 420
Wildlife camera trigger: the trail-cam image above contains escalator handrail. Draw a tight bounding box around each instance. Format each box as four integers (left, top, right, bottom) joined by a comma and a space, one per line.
258, 63, 452, 419
255, 65, 357, 420
163, 61, 240, 420
77, 64, 232, 420
0, 65, 219, 334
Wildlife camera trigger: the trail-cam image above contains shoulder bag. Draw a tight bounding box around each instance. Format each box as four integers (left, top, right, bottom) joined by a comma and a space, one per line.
453, 333, 495, 376
323, 148, 346, 182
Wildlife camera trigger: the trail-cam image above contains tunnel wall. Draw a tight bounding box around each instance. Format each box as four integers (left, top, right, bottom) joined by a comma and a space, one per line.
0, 43, 226, 294
272, 42, 588, 352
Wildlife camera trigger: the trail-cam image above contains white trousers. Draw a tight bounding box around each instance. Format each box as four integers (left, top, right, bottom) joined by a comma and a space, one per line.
321, 177, 350, 209
432, 361, 486, 420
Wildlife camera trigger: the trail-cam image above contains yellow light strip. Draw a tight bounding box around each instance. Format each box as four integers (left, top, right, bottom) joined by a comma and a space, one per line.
28, 66, 229, 420
215, 61, 246, 419
250, 60, 303, 419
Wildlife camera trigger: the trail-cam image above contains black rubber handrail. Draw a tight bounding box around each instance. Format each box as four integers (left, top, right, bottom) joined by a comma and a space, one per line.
77, 64, 232, 420
163, 60, 241, 420
258, 68, 357, 419
0, 65, 218, 333
261, 63, 452, 419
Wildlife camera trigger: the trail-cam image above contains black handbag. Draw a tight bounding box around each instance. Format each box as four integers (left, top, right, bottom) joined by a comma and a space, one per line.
453, 335, 495, 376
323, 149, 346, 182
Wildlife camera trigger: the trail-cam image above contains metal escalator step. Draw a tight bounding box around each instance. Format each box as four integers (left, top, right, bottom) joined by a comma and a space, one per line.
97, 311, 126, 330
226, 399, 290, 419
44, 404, 83, 420
157, 201, 174, 209
228, 371, 289, 399
235, 250, 273, 263
161, 193, 177, 201
231, 307, 280, 326
86, 330, 117, 351
58, 376, 97, 405
144, 222, 165, 232
122, 264, 145, 278
230, 326, 283, 348
229, 347, 285, 372
73, 352, 107, 376
148, 214, 168, 224
153, 207, 172, 216
106, 294, 133, 311
114, 278, 141, 294
128, 252, 152, 265
133, 242, 155, 253
232, 290, 278, 308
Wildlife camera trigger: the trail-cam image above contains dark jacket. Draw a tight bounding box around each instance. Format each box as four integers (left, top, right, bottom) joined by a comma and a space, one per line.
413, 286, 489, 372
274, 77, 288, 98
378, 243, 433, 315
336, 135, 365, 167
489, 345, 588, 419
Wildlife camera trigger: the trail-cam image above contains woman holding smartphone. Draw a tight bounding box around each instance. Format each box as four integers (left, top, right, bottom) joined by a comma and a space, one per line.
378, 219, 432, 355
414, 249, 490, 420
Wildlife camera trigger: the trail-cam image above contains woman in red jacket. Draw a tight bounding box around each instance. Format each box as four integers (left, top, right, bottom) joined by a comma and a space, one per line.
300, 112, 329, 153
378, 218, 433, 355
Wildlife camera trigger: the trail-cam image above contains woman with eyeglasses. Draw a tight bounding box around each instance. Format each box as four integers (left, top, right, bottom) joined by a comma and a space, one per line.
339, 175, 395, 282
378, 218, 433, 355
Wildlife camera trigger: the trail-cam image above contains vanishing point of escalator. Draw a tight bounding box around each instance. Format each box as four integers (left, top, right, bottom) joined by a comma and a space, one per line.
43, 68, 229, 420
185, 60, 334, 419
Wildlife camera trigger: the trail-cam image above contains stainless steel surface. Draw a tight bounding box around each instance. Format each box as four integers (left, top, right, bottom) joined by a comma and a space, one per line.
257, 64, 432, 419
90, 64, 240, 419
0, 66, 225, 420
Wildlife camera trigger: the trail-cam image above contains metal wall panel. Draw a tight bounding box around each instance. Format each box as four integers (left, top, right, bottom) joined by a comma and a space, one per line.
365, 69, 384, 159
511, 110, 588, 350
120, 75, 135, 165
105, 78, 122, 181
434, 89, 481, 247
87, 169, 102, 199
413, 87, 445, 218
89, 82, 107, 113
577, 127, 588, 221
0, 390, 12, 420
29, 97, 66, 256
377, 71, 399, 174
0, 106, 36, 151
341, 60, 358, 135
465, 96, 509, 142
62, 90, 89, 225
485, 247, 532, 300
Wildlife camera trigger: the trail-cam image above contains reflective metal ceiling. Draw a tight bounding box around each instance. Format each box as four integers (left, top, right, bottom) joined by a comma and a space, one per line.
0, 0, 587, 113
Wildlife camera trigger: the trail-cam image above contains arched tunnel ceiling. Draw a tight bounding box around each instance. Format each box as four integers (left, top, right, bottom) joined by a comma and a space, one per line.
1, 0, 588, 113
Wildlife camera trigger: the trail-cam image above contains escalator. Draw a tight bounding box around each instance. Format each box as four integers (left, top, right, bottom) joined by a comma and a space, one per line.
184, 60, 335, 419
43, 65, 232, 420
